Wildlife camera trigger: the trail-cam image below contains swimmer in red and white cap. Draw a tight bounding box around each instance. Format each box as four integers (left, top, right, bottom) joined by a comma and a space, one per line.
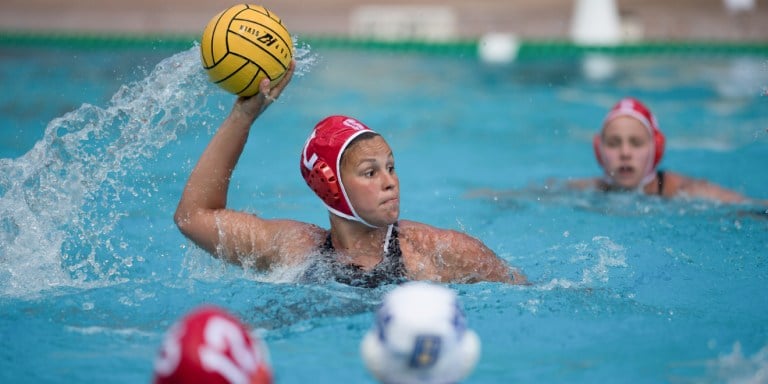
153, 306, 272, 384
570, 97, 754, 203
174, 62, 526, 287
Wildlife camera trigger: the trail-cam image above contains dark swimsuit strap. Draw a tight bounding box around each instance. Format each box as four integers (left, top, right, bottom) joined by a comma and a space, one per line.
322, 223, 399, 261
656, 169, 665, 196
384, 223, 402, 262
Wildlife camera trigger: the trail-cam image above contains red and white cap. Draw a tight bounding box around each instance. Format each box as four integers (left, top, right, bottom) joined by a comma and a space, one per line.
594, 97, 666, 186
300, 115, 377, 226
153, 306, 272, 384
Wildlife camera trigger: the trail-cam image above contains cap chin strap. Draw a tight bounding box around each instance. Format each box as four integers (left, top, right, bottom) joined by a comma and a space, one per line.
638, 169, 657, 190
327, 207, 379, 228
639, 139, 658, 189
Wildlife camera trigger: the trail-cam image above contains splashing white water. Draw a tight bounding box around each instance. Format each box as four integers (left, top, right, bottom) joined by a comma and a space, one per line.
537, 236, 628, 291
0, 39, 320, 298
0, 47, 211, 298
292, 36, 319, 77
707, 342, 768, 384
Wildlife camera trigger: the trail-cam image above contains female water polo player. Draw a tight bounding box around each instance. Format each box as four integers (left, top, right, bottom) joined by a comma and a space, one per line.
174, 61, 526, 287
569, 97, 756, 203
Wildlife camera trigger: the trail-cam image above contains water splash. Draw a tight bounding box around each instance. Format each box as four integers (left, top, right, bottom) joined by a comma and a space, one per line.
537, 235, 628, 291
674, 342, 768, 383
292, 36, 320, 77
0, 39, 322, 299
0, 47, 211, 298
705, 342, 768, 383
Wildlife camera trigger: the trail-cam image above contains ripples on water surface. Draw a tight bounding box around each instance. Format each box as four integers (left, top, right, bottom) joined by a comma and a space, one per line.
0, 42, 766, 383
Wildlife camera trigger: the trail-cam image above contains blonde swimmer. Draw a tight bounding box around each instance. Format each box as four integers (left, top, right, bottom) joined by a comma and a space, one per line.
569, 97, 761, 203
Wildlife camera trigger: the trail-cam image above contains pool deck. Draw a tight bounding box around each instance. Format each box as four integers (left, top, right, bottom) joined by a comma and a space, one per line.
0, 0, 766, 42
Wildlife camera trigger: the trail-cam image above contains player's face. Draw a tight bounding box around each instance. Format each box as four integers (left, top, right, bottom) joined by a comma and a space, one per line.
340, 136, 400, 227
600, 116, 653, 189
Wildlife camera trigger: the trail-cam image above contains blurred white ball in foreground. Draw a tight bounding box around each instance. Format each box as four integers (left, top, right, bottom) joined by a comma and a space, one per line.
361, 282, 480, 384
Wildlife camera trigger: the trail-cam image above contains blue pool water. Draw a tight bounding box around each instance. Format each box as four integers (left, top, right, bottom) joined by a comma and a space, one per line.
1, 41, 767, 383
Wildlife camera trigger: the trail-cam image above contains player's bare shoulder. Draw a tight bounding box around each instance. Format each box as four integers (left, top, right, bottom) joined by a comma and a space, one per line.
396, 220, 479, 265
254, 219, 328, 267
397, 220, 440, 248
397, 220, 480, 250
395, 220, 441, 279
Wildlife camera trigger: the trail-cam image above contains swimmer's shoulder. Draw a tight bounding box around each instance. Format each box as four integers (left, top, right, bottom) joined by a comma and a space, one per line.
656, 170, 686, 197
397, 220, 450, 242
396, 220, 432, 250
265, 219, 326, 241
663, 171, 748, 203
396, 220, 443, 280
398, 220, 515, 284
264, 220, 327, 265
397, 220, 487, 254
566, 177, 602, 191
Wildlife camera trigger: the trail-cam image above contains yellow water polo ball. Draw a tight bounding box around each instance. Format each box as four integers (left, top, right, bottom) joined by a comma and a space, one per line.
200, 4, 293, 97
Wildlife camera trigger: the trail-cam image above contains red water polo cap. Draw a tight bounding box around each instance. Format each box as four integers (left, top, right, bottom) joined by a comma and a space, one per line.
300, 115, 376, 224
153, 306, 272, 384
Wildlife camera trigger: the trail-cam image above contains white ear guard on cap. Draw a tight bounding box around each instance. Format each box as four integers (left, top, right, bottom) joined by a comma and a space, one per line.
360, 282, 481, 384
